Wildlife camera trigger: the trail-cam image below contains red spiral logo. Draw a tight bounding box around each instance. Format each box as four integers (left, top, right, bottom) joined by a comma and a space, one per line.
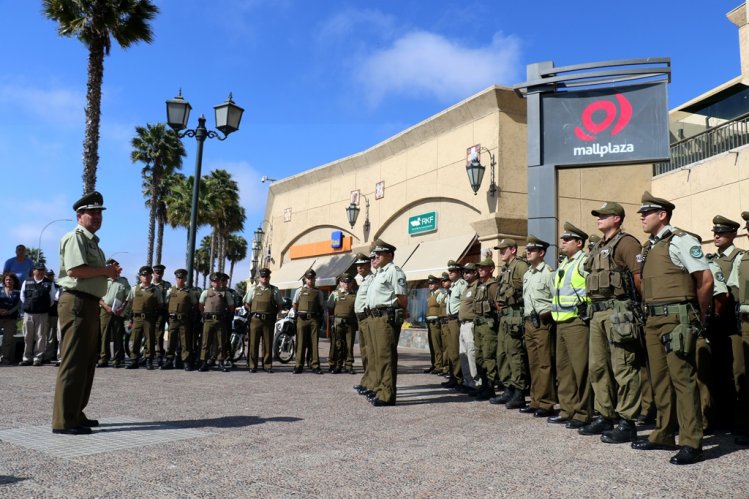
574, 93, 632, 141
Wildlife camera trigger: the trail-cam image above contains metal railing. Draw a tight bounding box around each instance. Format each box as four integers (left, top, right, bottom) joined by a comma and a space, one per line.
654, 111, 749, 175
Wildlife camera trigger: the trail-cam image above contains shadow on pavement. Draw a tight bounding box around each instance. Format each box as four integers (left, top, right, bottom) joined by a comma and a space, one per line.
0, 475, 28, 485
98, 415, 303, 432
702, 432, 747, 460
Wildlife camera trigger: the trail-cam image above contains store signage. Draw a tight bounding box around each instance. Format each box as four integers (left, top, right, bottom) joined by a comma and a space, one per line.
408, 211, 437, 235
542, 83, 669, 166
331, 231, 343, 249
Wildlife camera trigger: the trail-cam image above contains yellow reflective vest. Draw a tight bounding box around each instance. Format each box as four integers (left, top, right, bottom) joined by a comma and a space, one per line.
552, 251, 589, 322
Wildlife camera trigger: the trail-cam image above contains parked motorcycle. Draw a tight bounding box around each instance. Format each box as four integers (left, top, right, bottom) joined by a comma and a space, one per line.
229, 306, 248, 362
273, 313, 296, 364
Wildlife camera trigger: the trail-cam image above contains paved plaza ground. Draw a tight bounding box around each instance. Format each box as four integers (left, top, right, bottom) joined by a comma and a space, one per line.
1, 340, 748, 498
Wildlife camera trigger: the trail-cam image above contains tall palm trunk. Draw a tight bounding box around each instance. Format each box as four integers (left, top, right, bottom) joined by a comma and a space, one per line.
155, 218, 164, 265
209, 231, 217, 274
147, 180, 157, 266
82, 36, 105, 195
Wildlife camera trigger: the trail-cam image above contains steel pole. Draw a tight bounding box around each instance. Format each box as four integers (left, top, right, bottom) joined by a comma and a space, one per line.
186, 115, 208, 287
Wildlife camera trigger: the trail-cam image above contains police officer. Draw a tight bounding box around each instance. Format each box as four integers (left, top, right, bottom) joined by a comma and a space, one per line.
244, 267, 283, 373
632, 191, 712, 465
424, 274, 448, 375
327, 273, 357, 374
165, 268, 200, 371
293, 269, 325, 374
493, 239, 530, 409
126, 266, 164, 370
365, 240, 407, 406
438, 272, 451, 375
353, 253, 376, 396
19, 262, 56, 366
457, 262, 480, 394
472, 258, 499, 400
583, 201, 643, 443
442, 260, 466, 389
52, 191, 118, 435
151, 264, 171, 366
521, 235, 557, 418
199, 273, 234, 372
98, 259, 130, 368
549, 222, 592, 429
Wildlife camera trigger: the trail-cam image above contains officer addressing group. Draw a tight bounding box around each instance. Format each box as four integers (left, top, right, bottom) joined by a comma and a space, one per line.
244, 267, 283, 373
633, 191, 712, 465
165, 268, 200, 371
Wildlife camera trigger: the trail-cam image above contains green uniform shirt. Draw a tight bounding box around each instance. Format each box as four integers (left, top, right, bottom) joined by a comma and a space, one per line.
57, 224, 108, 298
365, 262, 407, 309
708, 260, 728, 296
292, 285, 325, 309
199, 288, 236, 307
354, 273, 373, 313
649, 225, 709, 274
446, 278, 467, 316
165, 286, 200, 304
243, 284, 283, 308
101, 276, 131, 311
127, 283, 165, 305
523, 261, 555, 316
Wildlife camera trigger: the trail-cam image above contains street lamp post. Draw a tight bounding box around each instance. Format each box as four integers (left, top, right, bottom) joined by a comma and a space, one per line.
38, 219, 73, 262
253, 219, 272, 267
466, 146, 498, 197
166, 90, 245, 286
345, 193, 370, 233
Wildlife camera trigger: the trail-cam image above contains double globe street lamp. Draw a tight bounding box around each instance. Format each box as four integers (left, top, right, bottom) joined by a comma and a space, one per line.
166, 90, 244, 286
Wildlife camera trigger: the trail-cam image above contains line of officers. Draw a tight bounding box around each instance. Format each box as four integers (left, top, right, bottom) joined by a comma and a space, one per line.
422, 191, 749, 466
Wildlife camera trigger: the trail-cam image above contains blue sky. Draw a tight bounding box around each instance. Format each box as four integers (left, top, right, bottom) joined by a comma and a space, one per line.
0, 0, 743, 282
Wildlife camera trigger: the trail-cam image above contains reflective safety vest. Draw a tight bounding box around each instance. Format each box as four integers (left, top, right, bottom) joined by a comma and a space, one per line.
551, 252, 589, 322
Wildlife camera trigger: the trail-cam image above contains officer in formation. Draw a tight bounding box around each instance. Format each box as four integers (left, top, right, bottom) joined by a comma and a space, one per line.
472, 257, 499, 400
493, 239, 529, 409
441, 260, 466, 389
424, 274, 447, 375
126, 266, 164, 370
199, 272, 234, 372
164, 268, 200, 371
151, 264, 171, 366
293, 269, 325, 374
353, 252, 376, 396
363, 240, 407, 406
97, 259, 130, 368
520, 235, 556, 418
326, 272, 357, 374
243, 267, 283, 373
457, 262, 480, 393
439, 272, 451, 375
582, 202, 643, 443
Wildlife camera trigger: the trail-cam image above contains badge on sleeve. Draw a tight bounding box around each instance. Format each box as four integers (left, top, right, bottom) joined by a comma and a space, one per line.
635, 254, 644, 263
689, 246, 703, 258
716, 271, 725, 283
398, 277, 406, 287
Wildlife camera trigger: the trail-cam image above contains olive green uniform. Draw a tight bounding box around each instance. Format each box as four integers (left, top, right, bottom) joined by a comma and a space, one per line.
584, 230, 643, 423
366, 261, 407, 404
127, 283, 164, 364
355, 273, 374, 389
244, 284, 283, 370
640, 225, 705, 449
438, 287, 450, 374
472, 277, 499, 388
199, 288, 234, 362
152, 278, 171, 362
327, 288, 357, 371
52, 224, 108, 431
723, 247, 749, 430
165, 286, 199, 364
523, 261, 557, 411
446, 278, 467, 384
293, 285, 325, 370
426, 287, 448, 373
98, 276, 130, 366
497, 258, 530, 391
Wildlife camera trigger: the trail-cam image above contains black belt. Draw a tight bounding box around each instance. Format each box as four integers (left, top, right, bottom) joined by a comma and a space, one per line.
252, 312, 273, 320
646, 302, 694, 317
134, 313, 157, 319
168, 313, 186, 320
297, 312, 318, 320
499, 306, 522, 316
369, 307, 395, 318
460, 319, 473, 325
590, 300, 616, 313
355, 312, 368, 321
427, 318, 440, 325
203, 313, 224, 320
447, 314, 459, 320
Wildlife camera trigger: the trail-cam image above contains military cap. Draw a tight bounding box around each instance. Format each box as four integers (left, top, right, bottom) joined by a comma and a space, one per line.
462, 262, 478, 272
589, 234, 601, 244
106, 258, 119, 266
219, 273, 229, 280
369, 250, 377, 258
45, 269, 55, 277
258, 267, 271, 277
440, 272, 450, 281
478, 257, 496, 268
526, 234, 550, 250
339, 272, 352, 282
139, 265, 153, 275
152, 264, 166, 272
591, 201, 625, 217
494, 238, 517, 250
447, 260, 463, 271
73, 191, 106, 212
174, 268, 188, 278
742, 211, 749, 222
637, 191, 675, 213
560, 222, 588, 241
33, 262, 46, 270
372, 239, 396, 253
427, 274, 440, 283
304, 268, 317, 279
354, 252, 371, 264
209, 272, 220, 281
712, 215, 740, 233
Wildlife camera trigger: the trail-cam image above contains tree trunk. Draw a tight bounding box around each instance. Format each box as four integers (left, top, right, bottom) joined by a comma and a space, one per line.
209, 231, 216, 275
155, 217, 164, 265
147, 180, 157, 267
82, 37, 105, 195
229, 260, 235, 284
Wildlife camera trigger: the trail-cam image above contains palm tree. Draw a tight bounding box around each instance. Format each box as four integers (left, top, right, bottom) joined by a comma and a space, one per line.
131, 123, 186, 266
164, 173, 209, 262
43, 0, 159, 194
203, 169, 245, 273
225, 234, 248, 284
27, 248, 46, 267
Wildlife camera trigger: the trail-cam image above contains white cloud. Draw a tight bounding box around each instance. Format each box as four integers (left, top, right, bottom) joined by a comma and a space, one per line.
318, 9, 396, 42
206, 160, 268, 219
0, 83, 84, 127
355, 31, 521, 106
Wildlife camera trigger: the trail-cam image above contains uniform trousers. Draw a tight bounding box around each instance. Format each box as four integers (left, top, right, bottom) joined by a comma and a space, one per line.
44, 315, 59, 362
52, 291, 99, 430
22, 312, 48, 362
358, 317, 375, 390
329, 318, 355, 370
644, 314, 702, 449
588, 307, 641, 421
201, 318, 227, 362
295, 317, 320, 370
99, 310, 126, 364
459, 321, 479, 389
130, 315, 157, 361
735, 321, 749, 430
249, 316, 274, 370
167, 316, 193, 363
640, 364, 656, 418
473, 318, 497, 383
369, 315, 401, 403
154, 313, 167, 359
498, 310, 529, 391
694, 336, 713, 431
524, 317, 557, 411
427, 319, 445, 372
445, 319, 463, 383
556, 317, 592, 424
0, 318, 18, 363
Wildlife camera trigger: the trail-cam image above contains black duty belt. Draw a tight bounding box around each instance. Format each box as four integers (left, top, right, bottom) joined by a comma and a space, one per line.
133, 312, 157, 319
646, 302, 694, 317
168, 313, 187, 320
460, 319, 473, 325
203, 313, 224, 320
252, 312, 274, 320
355, 312, 368, 321
447, 314, 459, 320
499, 306, 522, 316
368, 307, 395, 318
334, 316, 355, 324
297, 312, 318, 320
590, 300, 616, 313
440, 317, 450, 324
426, 318, 440, 325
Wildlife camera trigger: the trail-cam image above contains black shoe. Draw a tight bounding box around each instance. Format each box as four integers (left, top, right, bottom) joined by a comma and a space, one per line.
366, 391, 377, 401
250, 368, 257, 373
349, 368, 356, 375
357, 387, 371, 395
333, 367, 342, 374
534, 408, 554, 418
565, 419, 587, 429
424, 366, 435, 374
293, 367, 303, 374
353, 384, 364, 392
601, 420, 637, 444
175, 360, 184, 369
264, 368, 274, 373
198, 362, 209, 372
160, 362, 173, 370
505, 390, 527, 410
96, 362, 108, 368
494, 387, 515, 405
631, 438, 677, 451
18, 360, 32, 366
184, 362, 193, 372
146, 360, 154, 370
669, 446, 704, 465
53, 426, 92, 435
221, 361, 232, 372
636, 413, 656, 426
113, 361, 123, 368
80, 416, 99, 427
578, 415, 614, 436
489, 395, 505, 405
441, 378, 458, 388
313, 368, 323, 375
125, 362, 139, 369
519, 406, 536, 414
371, 398, 395, 407
735, 434, 749, 445
328, 366, 335, 373
547, 415, 569, 424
